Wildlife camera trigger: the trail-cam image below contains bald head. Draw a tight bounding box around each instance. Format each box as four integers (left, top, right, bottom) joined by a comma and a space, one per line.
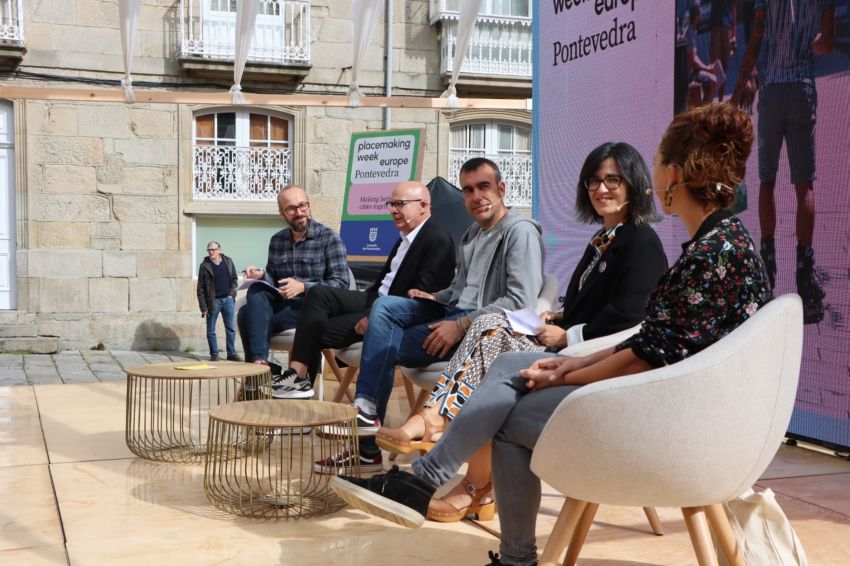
278, 185, 311, 234
388, 181, 431, 234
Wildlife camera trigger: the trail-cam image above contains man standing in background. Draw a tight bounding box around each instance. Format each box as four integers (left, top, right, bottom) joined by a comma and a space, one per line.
197, 241, 241, 362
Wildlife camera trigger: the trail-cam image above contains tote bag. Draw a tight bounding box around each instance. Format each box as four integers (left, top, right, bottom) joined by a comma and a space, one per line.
714, 488, 808, 566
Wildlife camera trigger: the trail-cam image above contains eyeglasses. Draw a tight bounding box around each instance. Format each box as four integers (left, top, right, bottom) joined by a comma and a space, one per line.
207, 248, 219, 252
385, 199, 422, 210
282, 201, 310, 215
585, 175, 624, 192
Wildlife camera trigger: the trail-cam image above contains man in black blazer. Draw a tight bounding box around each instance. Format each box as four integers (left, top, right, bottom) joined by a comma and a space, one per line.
271, 180, 456, 399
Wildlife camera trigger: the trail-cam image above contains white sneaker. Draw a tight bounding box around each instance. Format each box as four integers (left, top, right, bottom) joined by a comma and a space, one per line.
271, 369, 315, 399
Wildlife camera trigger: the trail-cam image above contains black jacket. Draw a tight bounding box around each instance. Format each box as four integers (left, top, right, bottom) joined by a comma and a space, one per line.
560, 222, 668, 340
197, 254, 238, 313
362, 217, 456, 315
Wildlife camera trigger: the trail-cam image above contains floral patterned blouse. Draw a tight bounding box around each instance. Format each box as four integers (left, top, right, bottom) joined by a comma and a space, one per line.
615, 211, 772, 368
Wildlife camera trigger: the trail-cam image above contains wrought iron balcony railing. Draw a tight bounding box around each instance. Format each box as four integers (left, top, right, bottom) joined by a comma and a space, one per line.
193, 145, 292, 201
179, 0, 310, 65
430, 0, 532, 79
0, 0, 24, 45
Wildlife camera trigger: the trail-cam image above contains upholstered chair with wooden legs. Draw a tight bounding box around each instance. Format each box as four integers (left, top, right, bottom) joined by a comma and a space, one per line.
531, 294, 804, 566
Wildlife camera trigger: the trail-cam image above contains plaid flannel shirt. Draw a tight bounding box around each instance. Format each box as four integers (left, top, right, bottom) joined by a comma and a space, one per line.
263, 220, 349, 291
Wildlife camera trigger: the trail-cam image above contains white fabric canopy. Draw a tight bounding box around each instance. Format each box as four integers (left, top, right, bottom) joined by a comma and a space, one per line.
348, 0, 384, 107
118, 0, 141, 103
231, 0, 260, 104
441, 0, 482, 108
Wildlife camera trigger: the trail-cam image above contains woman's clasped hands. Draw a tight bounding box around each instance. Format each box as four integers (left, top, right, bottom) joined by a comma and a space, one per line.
520, 355, 585, 390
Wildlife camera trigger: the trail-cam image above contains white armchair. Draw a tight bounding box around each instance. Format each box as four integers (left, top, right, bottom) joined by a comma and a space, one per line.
530, 294, 804, 566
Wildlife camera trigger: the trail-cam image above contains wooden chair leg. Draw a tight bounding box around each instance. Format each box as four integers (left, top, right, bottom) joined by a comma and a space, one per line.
563, 502, 598, 566
406, 389, 430, 419
539, 497, 588, 566
643, 506, 664, 535
321, 349, 345, 381
331, 366, 357, 403
402, 376, 416, 411
682, 506, 719, 566
705, 503, 745, 566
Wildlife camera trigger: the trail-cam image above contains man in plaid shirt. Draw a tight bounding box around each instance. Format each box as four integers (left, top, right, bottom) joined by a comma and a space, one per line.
237, 185, 349, 374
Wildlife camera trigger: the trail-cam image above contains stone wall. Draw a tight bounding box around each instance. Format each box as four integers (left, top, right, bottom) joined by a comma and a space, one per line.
8, 0, 525, 351
20, 100, 195, 350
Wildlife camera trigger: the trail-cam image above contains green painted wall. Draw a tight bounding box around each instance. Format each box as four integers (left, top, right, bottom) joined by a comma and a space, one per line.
194, 216, 284, 277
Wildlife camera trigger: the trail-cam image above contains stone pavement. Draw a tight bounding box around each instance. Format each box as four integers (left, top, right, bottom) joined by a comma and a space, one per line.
0, 350, 201, 386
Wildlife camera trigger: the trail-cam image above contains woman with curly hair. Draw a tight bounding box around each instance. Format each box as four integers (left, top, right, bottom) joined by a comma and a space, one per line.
331, 102, 771, 566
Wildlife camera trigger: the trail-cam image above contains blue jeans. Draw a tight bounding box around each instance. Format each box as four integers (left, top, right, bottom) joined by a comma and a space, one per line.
207, 296, 236, 358
236, 285, 301, 363
355, 295, 470, 422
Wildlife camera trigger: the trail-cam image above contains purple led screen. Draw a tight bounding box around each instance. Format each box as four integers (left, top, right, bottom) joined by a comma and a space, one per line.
533, 0, 850, 449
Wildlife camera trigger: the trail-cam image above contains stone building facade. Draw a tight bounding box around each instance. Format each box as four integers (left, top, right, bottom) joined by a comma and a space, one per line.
0, 0, 532, 351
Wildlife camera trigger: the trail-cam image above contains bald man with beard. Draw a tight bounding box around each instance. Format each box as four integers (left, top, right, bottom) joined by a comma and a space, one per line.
271, 181, 456, 401
237, 185, 349, 374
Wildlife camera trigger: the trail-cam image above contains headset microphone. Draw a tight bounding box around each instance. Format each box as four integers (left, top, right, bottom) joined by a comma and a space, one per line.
645, 188, 653, 194
615, 201, 630, 212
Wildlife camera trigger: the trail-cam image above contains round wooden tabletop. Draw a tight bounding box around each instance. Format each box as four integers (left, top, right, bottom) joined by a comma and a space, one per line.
125, 361, 271, 380
208, 400, 357, 427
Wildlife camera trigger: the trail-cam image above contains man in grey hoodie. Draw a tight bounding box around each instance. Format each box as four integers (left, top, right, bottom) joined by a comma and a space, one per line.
317, 157, 544, 472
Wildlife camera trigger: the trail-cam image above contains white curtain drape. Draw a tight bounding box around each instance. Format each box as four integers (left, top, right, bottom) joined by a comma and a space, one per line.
119, 0, 141, 103
441, 0, 481, 108
348, 0, 384, 107
231, 0, 260, 104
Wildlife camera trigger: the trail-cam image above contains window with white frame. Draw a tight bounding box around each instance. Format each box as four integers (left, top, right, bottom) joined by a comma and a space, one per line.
449, 121, 532, 207
193, 109, 292, 201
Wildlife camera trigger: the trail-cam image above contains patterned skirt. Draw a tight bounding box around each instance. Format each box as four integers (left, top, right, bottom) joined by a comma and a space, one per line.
428, 313, 546, 420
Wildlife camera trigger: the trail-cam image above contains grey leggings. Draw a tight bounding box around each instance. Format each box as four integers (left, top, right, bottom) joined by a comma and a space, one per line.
412, 351, 580, 566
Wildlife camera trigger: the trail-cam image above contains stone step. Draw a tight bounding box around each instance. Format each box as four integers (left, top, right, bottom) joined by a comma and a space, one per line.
0, 323, 38, 338
0, 336, 59, 354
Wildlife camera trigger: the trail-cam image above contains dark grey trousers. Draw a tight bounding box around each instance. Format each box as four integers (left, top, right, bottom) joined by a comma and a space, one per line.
412, 351, 580, 566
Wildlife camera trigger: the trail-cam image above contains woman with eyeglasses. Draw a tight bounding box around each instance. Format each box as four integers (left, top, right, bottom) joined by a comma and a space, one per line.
376, 141, 668, 522
331, 102, 772, 566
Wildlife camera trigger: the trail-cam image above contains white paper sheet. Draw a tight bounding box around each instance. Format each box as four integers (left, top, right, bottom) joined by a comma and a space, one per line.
237, 278, 279, 292
504, 307, 546, 336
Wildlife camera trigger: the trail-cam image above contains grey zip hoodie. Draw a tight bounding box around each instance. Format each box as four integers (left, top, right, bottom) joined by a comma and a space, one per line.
434, 209, 545, 321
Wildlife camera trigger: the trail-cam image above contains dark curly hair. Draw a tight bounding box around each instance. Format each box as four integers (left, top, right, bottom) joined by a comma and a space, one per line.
658, 102, 754, 210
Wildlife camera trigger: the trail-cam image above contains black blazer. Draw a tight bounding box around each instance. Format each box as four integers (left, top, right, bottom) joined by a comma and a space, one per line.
362, 217, 456, 314
560, 222, 668, 340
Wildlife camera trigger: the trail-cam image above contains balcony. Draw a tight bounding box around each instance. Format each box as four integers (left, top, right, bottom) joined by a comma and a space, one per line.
430, 0, 532, 92
193, 145, 292, 201
449, 151, 531, 207
179, 0, 310, 79
0, 0, 25, 66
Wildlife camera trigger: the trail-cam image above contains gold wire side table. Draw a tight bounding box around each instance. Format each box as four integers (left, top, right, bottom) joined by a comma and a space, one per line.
125, 362, 272, 463
204, 400, 358, 519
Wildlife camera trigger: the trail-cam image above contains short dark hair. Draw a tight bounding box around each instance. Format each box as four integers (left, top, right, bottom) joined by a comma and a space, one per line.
575, 142, 660, 226
659, 102, 753, 210
459, 157, 502, 185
